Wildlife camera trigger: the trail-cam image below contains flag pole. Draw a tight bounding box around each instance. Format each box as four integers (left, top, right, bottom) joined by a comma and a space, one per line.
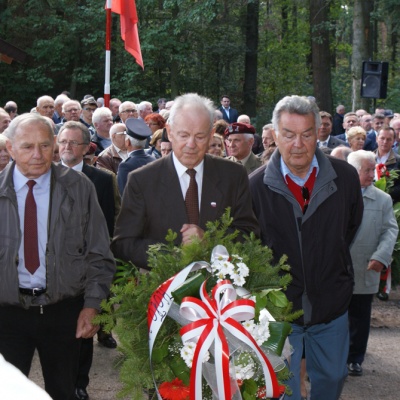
104, 0, 112, 108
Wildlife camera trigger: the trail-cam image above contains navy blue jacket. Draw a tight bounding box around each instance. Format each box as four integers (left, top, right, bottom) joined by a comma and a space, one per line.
117, 149, 155, 194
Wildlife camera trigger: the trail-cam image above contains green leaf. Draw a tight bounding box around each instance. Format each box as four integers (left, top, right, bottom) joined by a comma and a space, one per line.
260, 289, 289, 308
241, 379, 258, 399
171, 273, 205, 304
263, 321, 292, 356
152, 343, 169, 363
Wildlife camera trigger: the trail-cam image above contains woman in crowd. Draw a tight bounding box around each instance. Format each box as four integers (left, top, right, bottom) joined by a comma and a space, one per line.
145, 113, 165, 134
208, 131, 225, 157
347, 126, 367, 151
146, 129, 163, 159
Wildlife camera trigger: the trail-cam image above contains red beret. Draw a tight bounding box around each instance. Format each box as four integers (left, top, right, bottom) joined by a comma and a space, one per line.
224, 122, 256, 137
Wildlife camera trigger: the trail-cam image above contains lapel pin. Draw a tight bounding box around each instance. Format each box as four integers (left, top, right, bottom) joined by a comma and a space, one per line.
211, 202, 217, 208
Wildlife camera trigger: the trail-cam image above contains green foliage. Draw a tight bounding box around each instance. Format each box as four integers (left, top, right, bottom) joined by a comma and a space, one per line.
2, 0, 400, 119
97, 210, 298, 398
374, 169, 400, 287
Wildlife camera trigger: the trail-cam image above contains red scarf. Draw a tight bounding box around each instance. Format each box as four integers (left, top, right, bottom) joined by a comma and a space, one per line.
285, 167, 317, 213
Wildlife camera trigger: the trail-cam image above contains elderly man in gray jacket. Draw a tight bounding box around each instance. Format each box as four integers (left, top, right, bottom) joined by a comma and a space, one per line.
347, 150, 398, 377
0, 113, 115, 400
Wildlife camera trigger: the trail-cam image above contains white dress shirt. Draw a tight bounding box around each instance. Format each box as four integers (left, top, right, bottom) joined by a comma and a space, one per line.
172, 153, 204, 209
14, 166, 50, 289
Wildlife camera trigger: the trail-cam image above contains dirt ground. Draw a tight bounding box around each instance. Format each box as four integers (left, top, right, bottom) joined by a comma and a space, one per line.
29, 287, 400, 399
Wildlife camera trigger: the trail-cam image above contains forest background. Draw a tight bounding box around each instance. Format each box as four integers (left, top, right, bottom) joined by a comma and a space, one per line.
1, 0, 399, 130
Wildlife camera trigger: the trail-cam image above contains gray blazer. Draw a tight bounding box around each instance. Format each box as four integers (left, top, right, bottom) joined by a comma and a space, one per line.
350, 185, 398, 294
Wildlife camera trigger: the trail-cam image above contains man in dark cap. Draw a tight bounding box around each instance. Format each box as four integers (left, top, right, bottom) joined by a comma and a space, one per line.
80, 97, 98, 138
225, 122, 262, 174
117, 118, 156, 194
111, 93, 260, 271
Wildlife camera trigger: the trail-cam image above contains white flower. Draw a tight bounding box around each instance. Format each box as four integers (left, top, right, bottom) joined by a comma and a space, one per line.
234, 353, 256, 380
180, 342, 210, 368
242, 319, 256, 334
236, 262, 249, 277
233, 274, 246, 287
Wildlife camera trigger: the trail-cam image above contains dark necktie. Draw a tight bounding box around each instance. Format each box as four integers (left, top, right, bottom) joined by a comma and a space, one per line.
24, 180, 40, 274
185, 169, 199, 225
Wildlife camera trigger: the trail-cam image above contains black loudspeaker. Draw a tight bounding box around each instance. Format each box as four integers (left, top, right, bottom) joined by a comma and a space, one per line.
361, 61, 389, 99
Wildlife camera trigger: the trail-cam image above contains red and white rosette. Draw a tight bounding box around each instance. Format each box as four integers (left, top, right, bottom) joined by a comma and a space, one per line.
179, 280, 285, 400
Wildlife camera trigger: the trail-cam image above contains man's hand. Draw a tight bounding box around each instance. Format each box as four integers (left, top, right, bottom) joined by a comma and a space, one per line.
76, 307, 100, 339
367, 259, 385, 273
180, 224, 204, 245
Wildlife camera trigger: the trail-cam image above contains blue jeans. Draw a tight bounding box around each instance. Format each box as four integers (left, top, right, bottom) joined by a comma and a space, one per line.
284, 312, 349, 400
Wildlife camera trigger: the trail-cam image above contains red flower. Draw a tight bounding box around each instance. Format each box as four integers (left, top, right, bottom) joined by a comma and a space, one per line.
376, 163, 388, 180
159, 378, 190, 400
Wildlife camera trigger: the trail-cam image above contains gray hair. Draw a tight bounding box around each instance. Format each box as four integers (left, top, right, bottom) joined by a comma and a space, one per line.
127, 136, 146, 148
272, 95, 321, 135
347, 150, 375, 171
237, 114, 251, 124
62, 100, 81, 112
92, 107, 112, 124
4, 113, 54, 142
330, 145, 352, 161
36, 95, 54, 107
119, 101, 136, 113
0, 133, 8, 147
58, 121, 90, 144
54, 94, 70, 106
262, 123, 274, 131
168, 93, 214, 132
137, 101, 152, 112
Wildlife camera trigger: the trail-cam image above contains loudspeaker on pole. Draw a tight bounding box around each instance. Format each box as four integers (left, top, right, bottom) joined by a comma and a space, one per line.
360, 61, 389, 99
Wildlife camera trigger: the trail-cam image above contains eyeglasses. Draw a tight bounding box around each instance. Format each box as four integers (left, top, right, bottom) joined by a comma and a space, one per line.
58, 140, 88, 148
83, 108, 96, 112
301, 186, 310, 214
120, 109, 137, 114
64, 108, 80, 113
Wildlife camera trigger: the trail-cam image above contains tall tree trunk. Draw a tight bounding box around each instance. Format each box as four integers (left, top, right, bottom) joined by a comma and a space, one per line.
309, 0, 332, 113
243, 0, 259, 117
352, 0, 374, 111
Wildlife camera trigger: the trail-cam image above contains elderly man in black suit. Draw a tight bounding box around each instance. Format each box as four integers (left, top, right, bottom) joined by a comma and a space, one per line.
58, 121, 119, 400
112, 93, 259, 270
117, 118, 156, 195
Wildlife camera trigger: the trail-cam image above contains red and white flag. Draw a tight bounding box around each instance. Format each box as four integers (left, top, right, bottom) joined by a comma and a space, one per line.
111, 0, 144, 69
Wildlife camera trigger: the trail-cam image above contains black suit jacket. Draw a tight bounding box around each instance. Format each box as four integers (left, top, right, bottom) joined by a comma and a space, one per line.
111, 154, 260, 269
82, 164, 116, 237
364, 131, 378, 151
218, 106, 239, 123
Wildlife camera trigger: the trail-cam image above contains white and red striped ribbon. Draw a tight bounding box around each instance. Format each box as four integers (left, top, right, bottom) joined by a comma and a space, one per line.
180, 280, 284, 400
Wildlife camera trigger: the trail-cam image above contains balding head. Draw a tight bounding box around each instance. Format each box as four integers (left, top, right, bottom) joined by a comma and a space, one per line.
36, 96, 55, 118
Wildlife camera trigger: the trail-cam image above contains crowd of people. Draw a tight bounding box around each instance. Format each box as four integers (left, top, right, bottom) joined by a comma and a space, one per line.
0, 93, 398, 400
